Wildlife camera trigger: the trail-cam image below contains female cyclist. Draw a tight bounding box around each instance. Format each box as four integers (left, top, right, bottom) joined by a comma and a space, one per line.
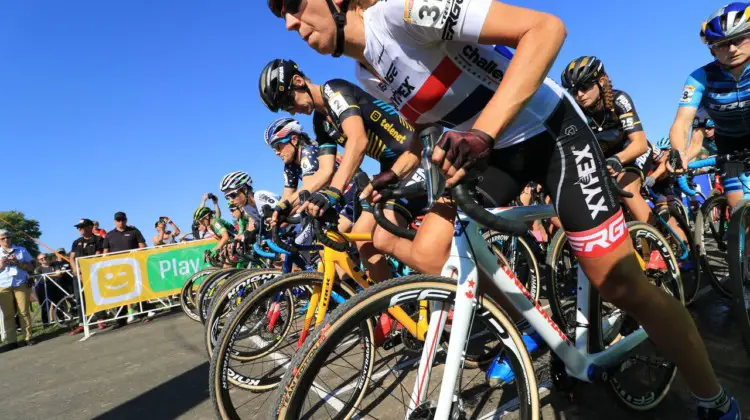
560, 56, 654, 224
268, 0, 736, 417
259, 58, 426, 284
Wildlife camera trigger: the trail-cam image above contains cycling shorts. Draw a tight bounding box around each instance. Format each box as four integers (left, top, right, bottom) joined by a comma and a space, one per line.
475, 96, 627, 258
623, 148, 654, 182
361, 168, 428, 222
650, 180, 676, 204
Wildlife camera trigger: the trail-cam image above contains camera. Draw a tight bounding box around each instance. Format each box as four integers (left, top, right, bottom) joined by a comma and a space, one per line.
207, 193, 218, 201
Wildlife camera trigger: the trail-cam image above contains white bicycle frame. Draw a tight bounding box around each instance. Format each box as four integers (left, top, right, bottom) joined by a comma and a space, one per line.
407, 205, 648, 419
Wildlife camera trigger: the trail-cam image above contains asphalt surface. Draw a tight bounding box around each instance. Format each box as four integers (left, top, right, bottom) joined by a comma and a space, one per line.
1, 287, 749, 420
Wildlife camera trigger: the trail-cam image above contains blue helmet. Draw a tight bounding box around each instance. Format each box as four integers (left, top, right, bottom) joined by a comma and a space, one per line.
656, 137, 672, 151
706, 119, 716, 129
701, 3, 750, 45
264, 117, 303, 149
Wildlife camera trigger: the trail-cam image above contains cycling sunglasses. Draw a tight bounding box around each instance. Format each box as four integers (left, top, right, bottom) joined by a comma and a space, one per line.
710, 33, 750, 51
568, 78, 597, 94
225, 190, 242, 200
268, 0, 302, 18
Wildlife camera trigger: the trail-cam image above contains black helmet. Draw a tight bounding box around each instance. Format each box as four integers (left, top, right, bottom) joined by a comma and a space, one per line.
259, 59, 303, 112
560, 56, 604, 91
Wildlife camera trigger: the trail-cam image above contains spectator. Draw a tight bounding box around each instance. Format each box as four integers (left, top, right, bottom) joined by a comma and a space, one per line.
33, 254, 55, 325
153, 217, 181, 246
201, 193, 221, 219
0, 229, 35, 350
103, 212, 146, 326
69, 219, 105, 335
92, 221, 107, 238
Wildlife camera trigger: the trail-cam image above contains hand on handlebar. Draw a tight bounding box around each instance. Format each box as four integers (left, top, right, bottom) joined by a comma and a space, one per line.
431, 129, 493, 187
359, 170, 399, 204
300, 187, 342, 218
606, 156, 624, 177
666, 149, 687, 175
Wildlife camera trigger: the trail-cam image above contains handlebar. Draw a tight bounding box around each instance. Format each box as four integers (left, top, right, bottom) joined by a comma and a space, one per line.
271, 213, 303, 254
371, 182, 427, 241
312, 218, 349, 252
253, 242, 276, 259
453, 183, 529, 236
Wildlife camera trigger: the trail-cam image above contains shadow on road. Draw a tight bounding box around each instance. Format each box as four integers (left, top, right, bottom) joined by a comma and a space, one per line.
92, 362, 209, 420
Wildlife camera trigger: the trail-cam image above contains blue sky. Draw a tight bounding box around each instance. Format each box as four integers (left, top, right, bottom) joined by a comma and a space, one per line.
2, 0, 721, 250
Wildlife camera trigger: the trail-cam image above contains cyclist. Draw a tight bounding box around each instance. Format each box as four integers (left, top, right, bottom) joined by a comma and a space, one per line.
561, 56, 655, 225
193, 206, 235, 265
269, 0, 737, 416
670, 3, 750, 216
220, 171, 280, 241
259, 58, 426, 284
687, 109, 719, 160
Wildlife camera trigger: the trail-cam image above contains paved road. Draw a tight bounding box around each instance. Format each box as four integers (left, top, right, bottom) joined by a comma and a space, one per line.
1, 287, 749, 419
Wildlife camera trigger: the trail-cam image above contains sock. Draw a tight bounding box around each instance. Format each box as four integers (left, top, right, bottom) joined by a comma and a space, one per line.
694, 387, 730, 414
515, 319, 536, 335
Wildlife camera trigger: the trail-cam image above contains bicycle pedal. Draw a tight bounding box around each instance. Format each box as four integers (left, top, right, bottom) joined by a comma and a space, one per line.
381, 334, 403, 351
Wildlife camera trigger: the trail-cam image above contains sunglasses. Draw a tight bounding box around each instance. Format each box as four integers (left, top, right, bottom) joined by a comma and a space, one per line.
115, 218, 126, 222
225, 190, 242, 200
269, 0, 302, 18
711, 33, 750, 51
0, 237, 9, 241
568, 79, 597, 94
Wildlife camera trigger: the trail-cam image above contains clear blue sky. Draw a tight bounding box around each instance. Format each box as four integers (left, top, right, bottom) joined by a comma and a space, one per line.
1, 0, 720, 251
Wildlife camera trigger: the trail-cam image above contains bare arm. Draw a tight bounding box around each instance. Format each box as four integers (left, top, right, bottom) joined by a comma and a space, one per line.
169, 221, 181, 237
329, 116, 368, 192
615, 130, 649, 165
669, 107, 699, 170
472, 3, 566, 139
291, 154, 336, 206
687, 128, 705, 162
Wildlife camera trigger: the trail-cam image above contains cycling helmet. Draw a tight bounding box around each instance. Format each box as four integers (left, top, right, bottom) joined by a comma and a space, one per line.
701, 3, 750, 45
560, 56, 604, 91
656, 137, 672, 151
259, 59, 304, 112
264, 117, 304, 149
193, 206, 213, 221
220, 171, 252, 192
706, 119, 716, 129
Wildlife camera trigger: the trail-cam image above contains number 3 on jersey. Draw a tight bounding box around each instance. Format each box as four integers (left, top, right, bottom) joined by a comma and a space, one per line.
404, 0, 448, 28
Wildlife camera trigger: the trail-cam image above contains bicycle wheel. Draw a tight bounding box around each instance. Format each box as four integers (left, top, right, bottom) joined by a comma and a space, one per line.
270, 275, 539, 420
49, 295, 79, 330
483, 230, 541, 301
210, 271, 357, 396
198, 269, 243, 324
593, 221, 682, 411
665, 203, 701, 305
180, 268, 218, 322
204, 269, 282, 358
726, 203, 750, 357
695, 194, 731, 297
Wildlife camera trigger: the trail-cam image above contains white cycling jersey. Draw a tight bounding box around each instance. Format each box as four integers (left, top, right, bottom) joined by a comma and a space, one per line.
243, 190, 281, 225
357, 0, 565, 149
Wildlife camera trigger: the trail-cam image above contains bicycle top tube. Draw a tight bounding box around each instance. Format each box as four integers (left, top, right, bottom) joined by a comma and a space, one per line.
464, 204, 557, 223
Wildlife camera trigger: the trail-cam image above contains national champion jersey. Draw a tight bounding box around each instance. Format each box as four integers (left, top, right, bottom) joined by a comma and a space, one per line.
679, 61, 750, 139
283, 144, 323, 189
357, 0, 565, 149
314, 79, 415, 170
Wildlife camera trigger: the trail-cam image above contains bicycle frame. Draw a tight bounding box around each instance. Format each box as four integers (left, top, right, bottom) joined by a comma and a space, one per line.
296, 231, 429, 348
410, 205, 649, 419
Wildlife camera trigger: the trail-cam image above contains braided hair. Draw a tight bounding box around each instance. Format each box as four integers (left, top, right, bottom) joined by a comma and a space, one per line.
598, 73, 619, 123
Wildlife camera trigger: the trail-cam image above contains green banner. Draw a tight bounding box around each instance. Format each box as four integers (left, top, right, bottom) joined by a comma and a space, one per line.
146, 241, 215, 291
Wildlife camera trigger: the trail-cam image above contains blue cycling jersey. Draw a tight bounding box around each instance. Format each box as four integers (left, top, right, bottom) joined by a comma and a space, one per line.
679, 61, 750, 139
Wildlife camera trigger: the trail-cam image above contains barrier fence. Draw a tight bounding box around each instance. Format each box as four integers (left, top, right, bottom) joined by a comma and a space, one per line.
75, 239, 215, 338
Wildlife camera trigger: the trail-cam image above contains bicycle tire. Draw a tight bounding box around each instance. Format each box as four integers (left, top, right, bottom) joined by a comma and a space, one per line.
694, 194, 732, 298
483, 230, 541, 302
204, 268, 267, 323
209, 271, 357, 401
269, 275, 539, 420
592, 221, 682, 411
667, 204, 702, 305
197, 269, 243, 324
180, 268, 218, 322
204, 268, 283, 358
49, 295, 79, 330
726, 203, 750, 357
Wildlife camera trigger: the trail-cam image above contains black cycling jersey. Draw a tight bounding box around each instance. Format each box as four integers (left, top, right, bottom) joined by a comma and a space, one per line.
586, 90, 644, 157
314, 79, 415, 170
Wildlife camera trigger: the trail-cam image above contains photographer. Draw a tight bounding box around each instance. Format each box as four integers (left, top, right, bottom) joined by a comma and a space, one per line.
200, 192, 221, 218
0, 229, 35, 350
152, 217, 180, 246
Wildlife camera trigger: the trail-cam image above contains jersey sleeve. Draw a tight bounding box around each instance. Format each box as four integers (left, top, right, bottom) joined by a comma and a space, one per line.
393, 0, 492, 44
283, 162, 301, 189
313, 111, 340, 156
613, 91, 643, 135
211, 220, 227, 236
678, 68, 706, 108
299, 146, 319, 178
322, 79, 363, 123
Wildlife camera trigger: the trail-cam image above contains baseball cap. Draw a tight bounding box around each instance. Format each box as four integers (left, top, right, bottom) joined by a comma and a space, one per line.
114, 211, 127, 221
74, 218, 94, 228
56, 248, 66, 254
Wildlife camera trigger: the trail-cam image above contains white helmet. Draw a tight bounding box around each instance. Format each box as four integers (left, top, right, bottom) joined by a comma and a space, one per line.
220, 171, 252, 192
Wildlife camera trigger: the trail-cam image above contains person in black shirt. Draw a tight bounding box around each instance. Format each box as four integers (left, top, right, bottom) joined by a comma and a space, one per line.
68, 219, 105, 335
103, 212, 147, 253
